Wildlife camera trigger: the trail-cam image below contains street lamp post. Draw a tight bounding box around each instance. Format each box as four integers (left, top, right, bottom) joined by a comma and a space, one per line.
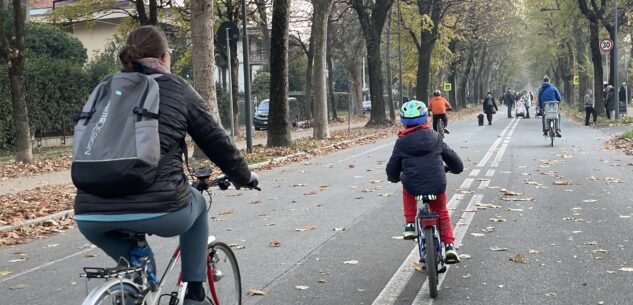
397, 0, 404, 107
614, 0, 619, 119
242, 0, 253, 152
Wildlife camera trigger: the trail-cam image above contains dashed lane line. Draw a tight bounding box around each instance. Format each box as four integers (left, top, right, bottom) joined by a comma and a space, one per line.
459, 178, 475, 189
469, 169, 480, 177
485, 169, 495, 177
491, 119, 520, 168
476, 118, 515, 168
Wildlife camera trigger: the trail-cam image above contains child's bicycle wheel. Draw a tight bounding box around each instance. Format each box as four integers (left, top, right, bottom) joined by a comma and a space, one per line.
423, 227, 438, 298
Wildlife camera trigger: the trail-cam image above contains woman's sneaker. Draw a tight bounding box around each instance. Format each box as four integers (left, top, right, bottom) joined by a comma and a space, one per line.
403, 222, 417, 240
444, 244, 460, 264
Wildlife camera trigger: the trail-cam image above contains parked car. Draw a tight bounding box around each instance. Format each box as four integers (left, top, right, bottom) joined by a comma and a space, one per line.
253, 98, 299, 130
253, 99, 269, 130
362, 100, 371, 114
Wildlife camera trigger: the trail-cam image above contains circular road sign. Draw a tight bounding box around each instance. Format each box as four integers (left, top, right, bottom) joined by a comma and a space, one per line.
218, 22, 240, 48
599, 39, 613, 53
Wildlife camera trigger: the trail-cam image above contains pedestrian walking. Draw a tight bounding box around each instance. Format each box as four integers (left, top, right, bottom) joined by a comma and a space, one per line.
605, 85, 616, 120
482, 92, 498, 125
503, 90, 515, 118
524, 90, 531, 118
584, 88, 596, 126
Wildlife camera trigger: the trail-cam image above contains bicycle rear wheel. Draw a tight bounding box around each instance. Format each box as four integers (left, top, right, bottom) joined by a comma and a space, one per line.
207, 242, 242, 305
423, 227, 438, 298
437, 120, 445, 138
549, 120, 554, 147
83, 280, 142, 305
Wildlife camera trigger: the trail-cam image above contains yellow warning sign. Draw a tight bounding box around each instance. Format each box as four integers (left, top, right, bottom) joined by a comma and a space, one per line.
444, 83, 452, 92
573, 75, 579, 85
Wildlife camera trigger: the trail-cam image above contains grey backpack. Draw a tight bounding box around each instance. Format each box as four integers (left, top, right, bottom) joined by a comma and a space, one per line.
72, 72, 168, 197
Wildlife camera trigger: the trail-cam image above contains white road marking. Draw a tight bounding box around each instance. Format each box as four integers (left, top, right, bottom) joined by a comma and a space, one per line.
447, 193, 465, 211
459, 178, 475, 189
485, 169, 495, 177
476, 118, 516, 168
0, 248, 94, 284
478, 180, 490, 189
491, 119, 520, 168
469, 169, 480, 177
412, 194, 484, 305
336, 142, 394, 163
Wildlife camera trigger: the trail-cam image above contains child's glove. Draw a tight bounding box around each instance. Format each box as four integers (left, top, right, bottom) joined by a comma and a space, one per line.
387, 175, 400, 183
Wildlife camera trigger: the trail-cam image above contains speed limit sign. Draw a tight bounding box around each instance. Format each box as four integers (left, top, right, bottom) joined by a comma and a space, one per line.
600, 39, 614, 53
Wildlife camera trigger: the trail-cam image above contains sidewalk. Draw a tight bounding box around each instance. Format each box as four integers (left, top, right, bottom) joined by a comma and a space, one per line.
0, 122, 367, 196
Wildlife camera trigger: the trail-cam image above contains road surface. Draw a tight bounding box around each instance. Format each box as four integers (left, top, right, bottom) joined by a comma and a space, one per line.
1, 114, 631, 305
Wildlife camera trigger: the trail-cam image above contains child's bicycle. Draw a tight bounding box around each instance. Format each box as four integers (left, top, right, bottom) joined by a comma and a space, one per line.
415, 194, 446, 299
79, 167, 258, 305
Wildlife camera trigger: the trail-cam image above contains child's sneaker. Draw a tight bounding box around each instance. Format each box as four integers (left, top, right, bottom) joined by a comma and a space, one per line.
403, 222, 417, 240
444, 244, 460, 264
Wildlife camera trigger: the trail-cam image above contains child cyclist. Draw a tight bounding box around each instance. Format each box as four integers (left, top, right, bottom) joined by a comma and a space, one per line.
386, 100, 464, 264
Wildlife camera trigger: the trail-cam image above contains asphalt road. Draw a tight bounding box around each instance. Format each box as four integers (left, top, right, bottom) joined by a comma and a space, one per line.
0, 113, 631, 305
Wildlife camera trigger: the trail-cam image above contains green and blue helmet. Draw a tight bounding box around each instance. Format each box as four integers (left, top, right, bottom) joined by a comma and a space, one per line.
400, 100, 428, 127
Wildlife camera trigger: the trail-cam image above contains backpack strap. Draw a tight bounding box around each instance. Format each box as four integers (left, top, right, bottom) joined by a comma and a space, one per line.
76, 76, 112, 125
133, 74, 162, 122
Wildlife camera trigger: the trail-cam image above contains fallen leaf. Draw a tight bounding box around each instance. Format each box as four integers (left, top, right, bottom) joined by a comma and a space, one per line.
304, 191, 318, 195
500, 189, 523, 196
501, 197, 535, 202
295, 225, 317, 232
553, 180, 572, 185
250, 200, 262, 204
391, 236, 404, 240
9, 284, 26, 290
490, 246, 509, 251
269, 241, 282, 248
228, 244, 246, 250
489, 217, 507, 223
291, 183, 306, 187
462, 273, 471, 278
247, 289, 268, 296
318, 279, 327, 283
459, 254, 472, 259
510, 254, 528, 264
528, 249, 541, 254
370, 180, 382, 184
0, 270, 12, 277
344, 260, 359, 265
583, 199, 598, 203
295, 285, 309, 290
619, 267, 633, 272
476, 203, 501, 210
348, 164, 355, 168
507, 208, 524, 212
592, 249, 608, 254
84, 254, 98, 258
8, 258, 26, 263
219, 209, 235, 215
470, 233, 486, 237
411, 261, 424, 271
481, 227, 496, 233
333, 227, 346, 231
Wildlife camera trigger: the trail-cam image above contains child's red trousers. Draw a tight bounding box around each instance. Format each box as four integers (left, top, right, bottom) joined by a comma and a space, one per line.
403, 189, 455, 244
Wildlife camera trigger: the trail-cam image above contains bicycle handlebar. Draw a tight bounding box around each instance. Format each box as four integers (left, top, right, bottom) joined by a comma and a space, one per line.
192, 167, 261, 192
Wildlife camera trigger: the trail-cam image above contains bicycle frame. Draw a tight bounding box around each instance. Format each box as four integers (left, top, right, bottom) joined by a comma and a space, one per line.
415, 200, 445, 269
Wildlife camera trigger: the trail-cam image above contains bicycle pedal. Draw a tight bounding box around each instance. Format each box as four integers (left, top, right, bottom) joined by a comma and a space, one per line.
438, 266, 447, 273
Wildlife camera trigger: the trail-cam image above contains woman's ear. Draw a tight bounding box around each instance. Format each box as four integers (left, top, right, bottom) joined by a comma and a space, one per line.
161, 51, 171, 66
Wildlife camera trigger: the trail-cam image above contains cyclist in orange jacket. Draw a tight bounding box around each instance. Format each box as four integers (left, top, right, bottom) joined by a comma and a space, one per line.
428, 90, 453, 134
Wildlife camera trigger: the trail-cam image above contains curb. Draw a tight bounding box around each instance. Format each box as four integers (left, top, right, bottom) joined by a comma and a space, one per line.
0, 131, 387, 234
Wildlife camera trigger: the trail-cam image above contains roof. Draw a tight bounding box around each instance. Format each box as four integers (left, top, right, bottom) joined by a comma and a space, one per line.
30, 0, 54, 9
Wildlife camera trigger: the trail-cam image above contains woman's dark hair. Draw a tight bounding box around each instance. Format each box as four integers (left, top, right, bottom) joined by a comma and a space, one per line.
119, 26, 169, 72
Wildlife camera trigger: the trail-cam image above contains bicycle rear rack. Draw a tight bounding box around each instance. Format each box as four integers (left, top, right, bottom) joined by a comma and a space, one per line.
80, 266, 142, 279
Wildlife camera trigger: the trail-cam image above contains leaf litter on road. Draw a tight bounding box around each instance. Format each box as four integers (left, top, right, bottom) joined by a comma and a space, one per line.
510, 254, 528, 264
247, 289, 268, 296
295, 285, 309, 290
295, 225, 317, 232
344, 260, 359, 265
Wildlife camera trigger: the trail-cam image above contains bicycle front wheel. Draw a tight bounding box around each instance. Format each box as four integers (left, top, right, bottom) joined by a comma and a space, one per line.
423, 227, 438, 298
82, 280, 142, 305
207, 242, 242, 305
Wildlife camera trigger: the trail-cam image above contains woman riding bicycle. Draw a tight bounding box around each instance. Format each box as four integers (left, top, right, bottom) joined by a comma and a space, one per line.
73, 26, 258, 305
386, 100, 464, 265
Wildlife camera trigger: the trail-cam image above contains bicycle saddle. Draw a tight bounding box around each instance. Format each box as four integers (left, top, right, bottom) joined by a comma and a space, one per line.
112, 230, 147, 241
415, 194, 438, 202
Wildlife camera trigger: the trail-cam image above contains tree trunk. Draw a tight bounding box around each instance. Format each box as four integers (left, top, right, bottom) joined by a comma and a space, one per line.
327, 48, 337, 121
589, 21, 605, 116
347, 55, 364, 115
474, 48, 487, 103
255, 0, 270, 60
385, 9, 395, 122
267, 0, 292, 147
230, 42, 240, 137
415, 0, 442, 102
311, 0, 334, 139
459, 49, 475, 109
351, 0, 393, 126
574, 18, 588, 112
304, 26, 315, 120
0, 0, 33, 163
190, 0, 220, 159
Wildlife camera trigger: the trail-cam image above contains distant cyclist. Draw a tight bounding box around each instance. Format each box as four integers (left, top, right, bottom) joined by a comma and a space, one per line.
386, 100, 464, 265
537, 77, 562, 137
428, 90, 453, 134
